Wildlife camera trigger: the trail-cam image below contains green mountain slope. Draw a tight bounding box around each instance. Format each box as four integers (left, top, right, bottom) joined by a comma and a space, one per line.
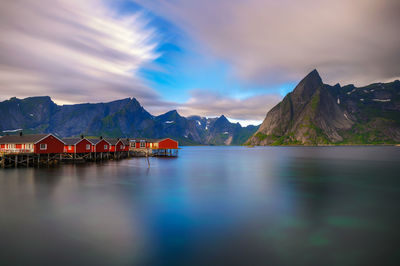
247, 70, 400, 145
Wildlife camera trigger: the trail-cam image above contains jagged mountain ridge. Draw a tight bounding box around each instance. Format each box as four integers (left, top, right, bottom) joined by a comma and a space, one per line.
0, 96, 258, 145
247, 70, 400, 145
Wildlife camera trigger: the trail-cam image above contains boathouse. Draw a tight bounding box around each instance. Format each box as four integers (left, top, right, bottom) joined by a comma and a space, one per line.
105, 138, 125, 152
63, 137, 92, 154
88, 138, 110, 153
129, 138, 179, 156
130, 139, 150, 149
156, 138, 179, 150
121, 139, 130, 152
0, 133, 65, 154
129, 138, 179, 150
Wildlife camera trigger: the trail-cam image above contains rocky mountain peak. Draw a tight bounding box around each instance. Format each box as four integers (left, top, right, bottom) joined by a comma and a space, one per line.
247, 72, 400, 146
168, 109, 179, 115
160, 110, 181, 119
217, 115, 229, 122
292, 69, 323, 101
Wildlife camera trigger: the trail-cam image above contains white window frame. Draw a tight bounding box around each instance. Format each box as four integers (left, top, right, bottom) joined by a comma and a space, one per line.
40, 143, 47, 150
120, 145, 124, 149
140, 141, 145, 148
86, 144, 90, 150
68, 145, 72, 150
104, 145, 108, 149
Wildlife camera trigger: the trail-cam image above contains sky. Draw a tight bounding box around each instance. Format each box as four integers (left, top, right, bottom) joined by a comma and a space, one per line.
0, 0, 399, 126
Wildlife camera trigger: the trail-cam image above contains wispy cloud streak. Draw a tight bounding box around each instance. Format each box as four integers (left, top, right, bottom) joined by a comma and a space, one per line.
133, 0, 400, 86
0, 0, 160, 104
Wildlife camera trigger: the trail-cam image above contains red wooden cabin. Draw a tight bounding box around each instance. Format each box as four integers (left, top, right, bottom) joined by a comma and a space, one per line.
121, 139, 130, 151
105, 138, 125, 152
129, 138, 179, 150
88, 138, 110, 153
130, 139, 150, 149
63, 138, 92, 154
157, 138, 179, 149
0, 133, 65, 154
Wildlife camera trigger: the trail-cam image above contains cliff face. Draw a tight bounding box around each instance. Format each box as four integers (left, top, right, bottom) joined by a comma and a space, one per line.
0, 97, 258, 145
247, 70, 400, 145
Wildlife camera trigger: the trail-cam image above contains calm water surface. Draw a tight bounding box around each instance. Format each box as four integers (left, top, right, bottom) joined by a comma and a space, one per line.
1, 146, 400, 266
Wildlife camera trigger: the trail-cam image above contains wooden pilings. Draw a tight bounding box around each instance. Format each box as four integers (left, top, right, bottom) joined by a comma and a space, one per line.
1, 149, 176, 169
151, 149, 178, 157
0, 153, 61, 168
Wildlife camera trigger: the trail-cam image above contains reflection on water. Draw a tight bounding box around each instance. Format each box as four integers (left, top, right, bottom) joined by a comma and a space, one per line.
1, 146, 400, 266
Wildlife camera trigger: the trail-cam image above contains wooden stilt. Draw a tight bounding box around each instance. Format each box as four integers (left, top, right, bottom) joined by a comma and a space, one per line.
146, 153, 150, 168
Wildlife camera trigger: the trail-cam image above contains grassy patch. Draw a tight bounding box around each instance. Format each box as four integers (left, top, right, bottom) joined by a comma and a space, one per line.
255, 132, 268, 141
310, 91, 320, 111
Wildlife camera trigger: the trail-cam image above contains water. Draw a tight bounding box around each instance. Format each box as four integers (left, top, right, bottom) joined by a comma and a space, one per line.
1, 146, 400, 266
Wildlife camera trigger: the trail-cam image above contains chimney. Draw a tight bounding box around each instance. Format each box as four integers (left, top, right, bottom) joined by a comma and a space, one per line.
19, 131, 23, 137
100, 136, 103, 140
80, 134, 84, 139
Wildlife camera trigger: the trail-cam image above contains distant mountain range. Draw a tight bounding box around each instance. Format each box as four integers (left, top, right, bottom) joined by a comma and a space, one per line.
3, 69, 399, 146
0, 96, 258, 145
247, 70, 400, 145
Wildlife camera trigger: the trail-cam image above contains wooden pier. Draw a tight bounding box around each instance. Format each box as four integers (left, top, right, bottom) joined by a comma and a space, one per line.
0, 150, 175, 168
0, 152, 62, 168
152, 149, 178, 157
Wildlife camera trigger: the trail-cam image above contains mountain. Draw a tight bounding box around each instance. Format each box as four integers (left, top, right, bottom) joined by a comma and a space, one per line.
247, 70, 400, 145
0, 96, 258, 145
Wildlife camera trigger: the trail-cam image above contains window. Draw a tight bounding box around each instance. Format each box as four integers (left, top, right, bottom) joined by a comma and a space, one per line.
140, 141, 145, 148
40, 143, 47, 150
86, 144, 90, 150
120, 145, 123, 149
104, 145, 108, 149
68, 145, 72, 150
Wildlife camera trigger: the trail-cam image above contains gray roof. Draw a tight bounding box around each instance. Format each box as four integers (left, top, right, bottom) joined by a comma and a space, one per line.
87, 138, 102, 145
121, 139, 130, 145
131, 138, 165, 143
63, 138, 84, 145
0, 134, 49, 144
104, 138, 122, 145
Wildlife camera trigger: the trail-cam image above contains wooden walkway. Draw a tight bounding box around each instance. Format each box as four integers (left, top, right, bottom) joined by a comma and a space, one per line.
0, 149, 178, 168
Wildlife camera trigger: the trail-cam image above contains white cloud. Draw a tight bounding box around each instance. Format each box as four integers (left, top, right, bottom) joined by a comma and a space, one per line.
0, 0, 160, 103
178, 90, 282, 121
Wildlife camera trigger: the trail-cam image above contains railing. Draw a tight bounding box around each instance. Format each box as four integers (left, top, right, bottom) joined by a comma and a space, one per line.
0, 148, 34, 154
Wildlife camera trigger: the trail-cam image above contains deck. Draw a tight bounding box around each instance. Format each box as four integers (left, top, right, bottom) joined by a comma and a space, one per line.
1, 148, 178, 168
